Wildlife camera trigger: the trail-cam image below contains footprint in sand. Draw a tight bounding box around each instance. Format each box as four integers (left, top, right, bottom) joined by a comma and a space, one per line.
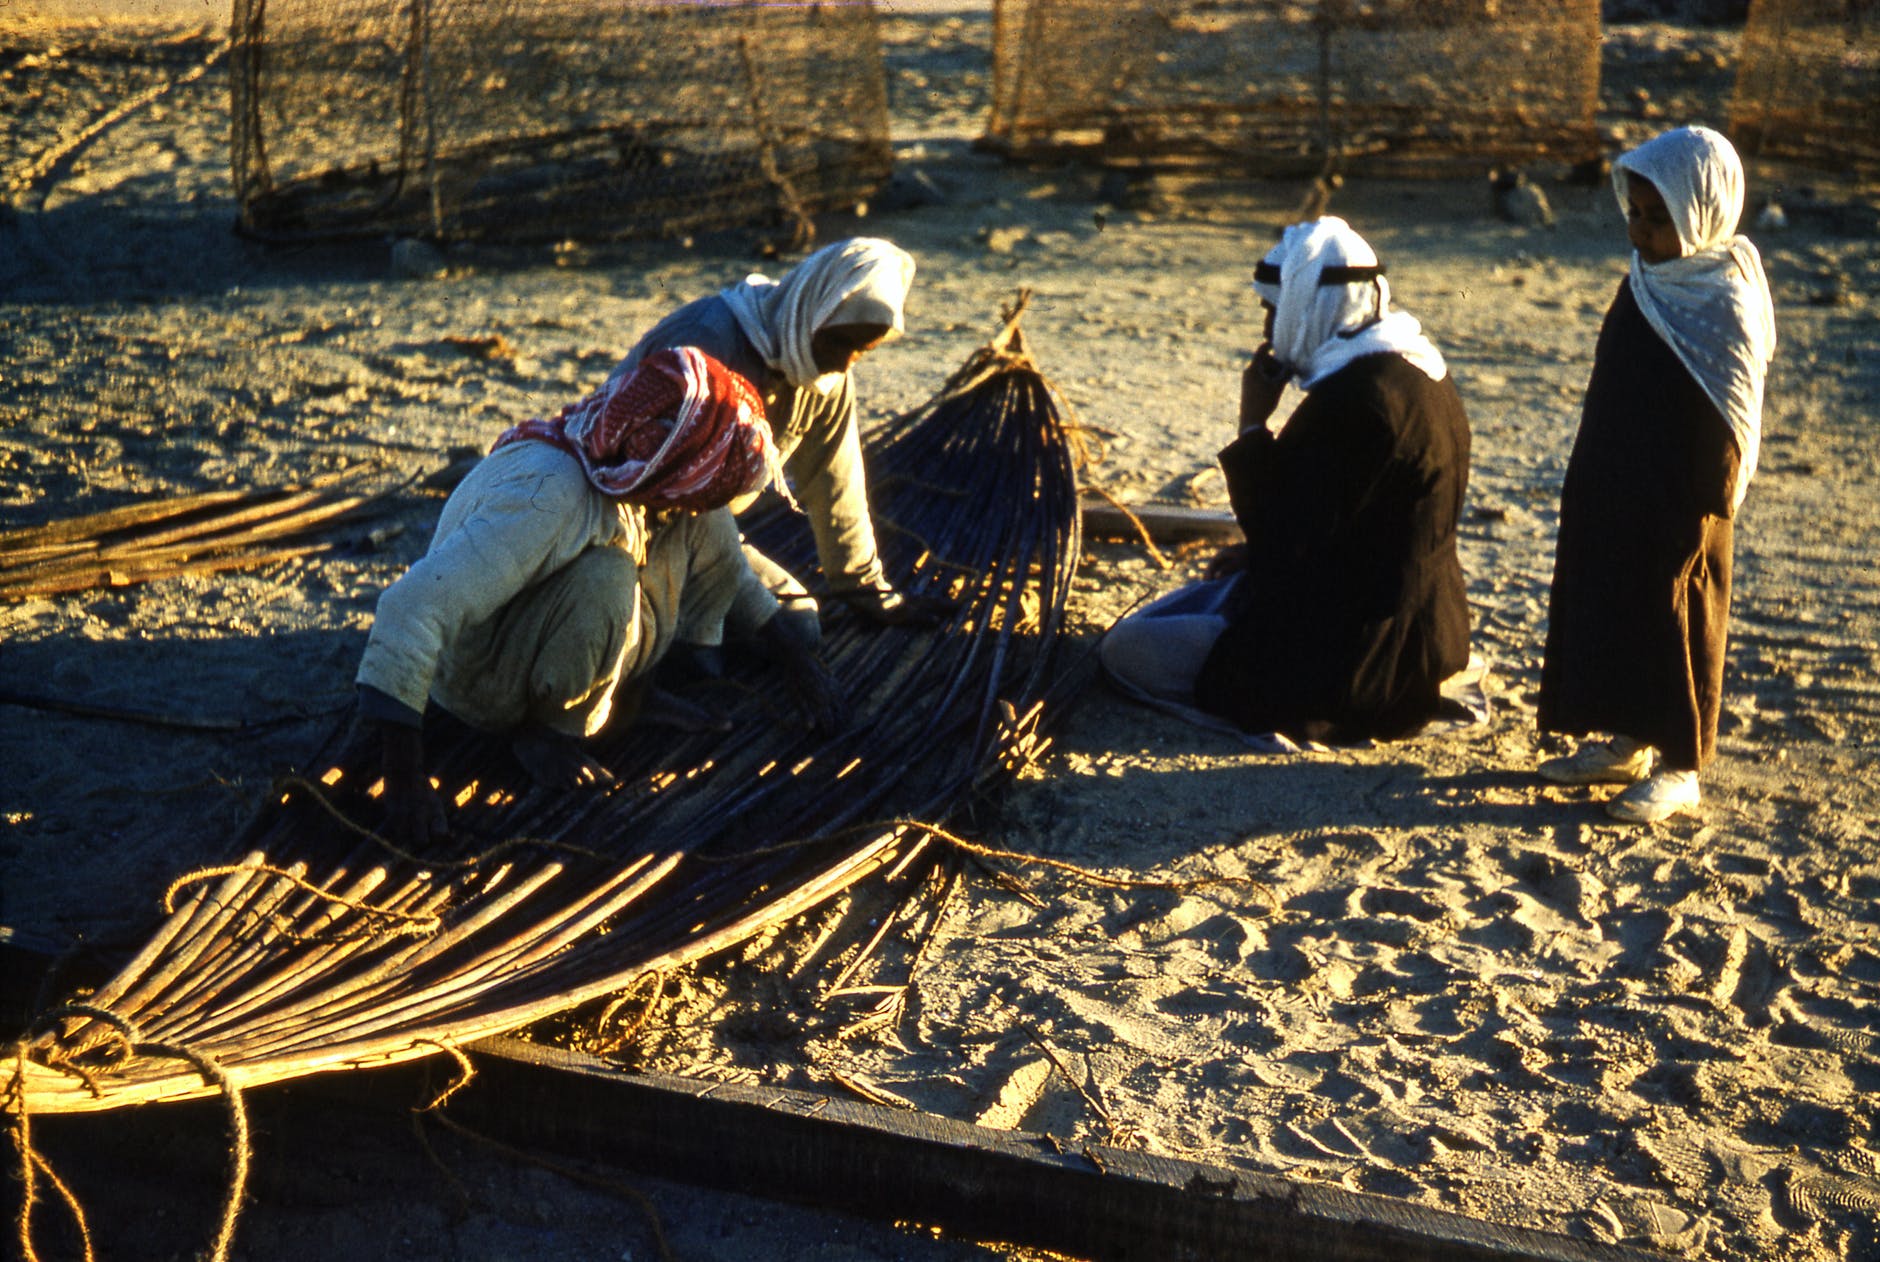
1771, 1154, 1880, 1236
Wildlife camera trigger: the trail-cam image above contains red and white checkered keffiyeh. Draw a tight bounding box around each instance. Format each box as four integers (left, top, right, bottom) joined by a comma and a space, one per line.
493, 346, 786, 511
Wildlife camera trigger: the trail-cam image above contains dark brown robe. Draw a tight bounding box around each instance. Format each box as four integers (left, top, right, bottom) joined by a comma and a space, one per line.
1540, 278, 1741, 772
1195, 353, 1473, 742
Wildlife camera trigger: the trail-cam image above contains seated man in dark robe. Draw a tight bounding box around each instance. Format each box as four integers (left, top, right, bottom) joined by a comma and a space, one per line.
1100, 217, 1473, 744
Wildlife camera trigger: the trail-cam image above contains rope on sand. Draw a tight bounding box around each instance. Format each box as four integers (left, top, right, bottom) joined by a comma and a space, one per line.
7, 1042, 97, 1262
700, 815, 1276, 909
7, 1006, 251, 1262
590, 970, 668, 1056
1080, 484, 1172, 569
410, 1039, 477, 1114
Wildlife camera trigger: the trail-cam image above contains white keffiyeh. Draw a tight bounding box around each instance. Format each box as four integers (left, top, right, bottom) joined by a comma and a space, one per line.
718, 237, 916, 395
1264, 217, 1447, 390
1614, 126, 1777, 511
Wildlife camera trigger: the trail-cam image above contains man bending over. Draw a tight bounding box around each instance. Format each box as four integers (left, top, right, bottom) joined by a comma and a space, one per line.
356, 347, 840, 846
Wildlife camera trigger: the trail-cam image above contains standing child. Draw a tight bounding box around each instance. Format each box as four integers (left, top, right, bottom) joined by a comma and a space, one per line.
1538, 126, 1777, 822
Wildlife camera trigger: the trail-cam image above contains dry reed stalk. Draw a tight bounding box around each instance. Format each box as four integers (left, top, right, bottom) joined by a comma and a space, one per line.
75, 486, 348, 558
28, 489, 372, 577
0, 487, 252, 552
78, 882, 228, 1012
78, 860, 277, 1017
225, 857, 686, 1062
291, 828, 910, 1070
284, 861, 692, 1047
823, 844, 927, 996
159, 872, 462, 1043
169, 864, 574, 1054
0, 480, 394, 601
125, 866, 325, 1025
134, 864, 413, 1038
0, 538, 106, 568
0, 542, 342, 601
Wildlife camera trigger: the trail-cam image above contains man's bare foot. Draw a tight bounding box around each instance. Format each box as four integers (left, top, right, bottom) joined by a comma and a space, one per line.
512, 728, 616, 789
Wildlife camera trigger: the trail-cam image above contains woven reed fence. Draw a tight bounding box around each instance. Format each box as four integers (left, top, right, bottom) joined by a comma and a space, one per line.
987, 0, 1602, 175
1730, 0, 1879, 175
8, 310, 1080, 1116
230, 0, 893, 243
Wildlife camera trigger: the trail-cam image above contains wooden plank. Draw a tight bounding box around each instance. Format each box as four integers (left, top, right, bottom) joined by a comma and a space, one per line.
1079, 499, 1242, 545
455, 1036, 1659, 1262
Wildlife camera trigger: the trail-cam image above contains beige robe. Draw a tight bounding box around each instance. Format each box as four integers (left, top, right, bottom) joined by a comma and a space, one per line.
357, 440, 757, 737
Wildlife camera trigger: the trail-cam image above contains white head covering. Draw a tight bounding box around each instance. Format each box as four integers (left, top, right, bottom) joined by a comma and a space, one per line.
1613, 125, 1777, 510
718, 237, 916, 394
1264, 217, 1446, 390
1252, 223, 1309, 307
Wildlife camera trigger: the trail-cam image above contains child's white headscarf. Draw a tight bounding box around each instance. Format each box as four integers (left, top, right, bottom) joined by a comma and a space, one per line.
719, 237, 916, 395
1614, 125, 1777, 511
1263, 217, 1446, 390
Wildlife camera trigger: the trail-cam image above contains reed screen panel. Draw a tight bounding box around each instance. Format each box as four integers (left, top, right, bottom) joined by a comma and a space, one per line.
987, 0, 1601, 175
230, 0, 893, 242
1730, 0, 1878, 175
12, 322, 1081, 1115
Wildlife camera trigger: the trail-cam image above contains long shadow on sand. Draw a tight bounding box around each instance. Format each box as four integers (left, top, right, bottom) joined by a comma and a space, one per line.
1034, 676, 1592, 848
2, 183, 836, 307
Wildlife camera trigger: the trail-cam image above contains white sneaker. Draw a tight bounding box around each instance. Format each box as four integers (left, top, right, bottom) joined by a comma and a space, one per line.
1607, 769, 1701, 823
1539, 739, 1654, 786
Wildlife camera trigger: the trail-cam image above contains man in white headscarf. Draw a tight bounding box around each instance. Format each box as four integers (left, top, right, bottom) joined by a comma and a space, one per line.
1100, 217, 1473, 743
1539, 125, 1777, 823
609, 237, 946, 646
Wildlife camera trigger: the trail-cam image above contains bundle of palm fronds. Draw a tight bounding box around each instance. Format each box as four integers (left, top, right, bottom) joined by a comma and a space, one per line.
7, 301, 1079, 1115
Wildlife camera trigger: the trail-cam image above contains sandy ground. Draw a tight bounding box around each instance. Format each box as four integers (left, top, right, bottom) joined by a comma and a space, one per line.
4, 5, 1880, 1261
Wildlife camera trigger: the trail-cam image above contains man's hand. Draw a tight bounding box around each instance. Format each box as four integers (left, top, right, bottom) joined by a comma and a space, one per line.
512, 726, 618, 790
785, 657, 844, 733
637, 684, 734, 733
1204, 542, 1250, 582
1238, 344, 1290, 434
379, 722, 449, 849
759, 613, 846, 732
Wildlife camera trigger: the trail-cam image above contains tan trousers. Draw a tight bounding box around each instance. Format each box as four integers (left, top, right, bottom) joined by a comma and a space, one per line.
774, 374, 884, 595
